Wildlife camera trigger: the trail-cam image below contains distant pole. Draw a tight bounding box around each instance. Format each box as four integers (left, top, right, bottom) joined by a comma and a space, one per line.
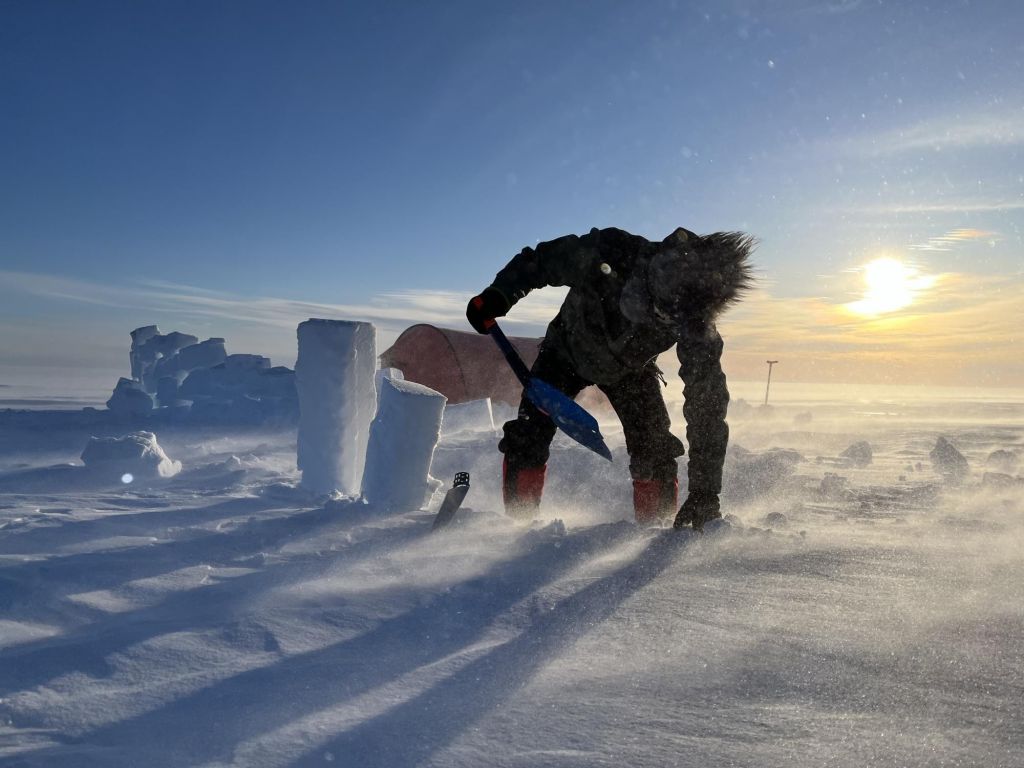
764, 360, 779, 405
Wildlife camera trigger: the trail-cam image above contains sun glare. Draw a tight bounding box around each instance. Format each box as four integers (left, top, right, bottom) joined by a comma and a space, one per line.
847, 257, 936, 316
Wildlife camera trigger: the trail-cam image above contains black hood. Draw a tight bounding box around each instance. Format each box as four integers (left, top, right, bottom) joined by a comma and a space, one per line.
648, 228, 757, 320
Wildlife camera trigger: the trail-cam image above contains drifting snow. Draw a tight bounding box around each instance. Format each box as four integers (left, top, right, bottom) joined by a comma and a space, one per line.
0, 390, 1022, 767
441, 397, 496, 435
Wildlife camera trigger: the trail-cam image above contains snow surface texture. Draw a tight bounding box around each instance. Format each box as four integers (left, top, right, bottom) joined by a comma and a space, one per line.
0, 392, 1022, 767
362, 377, 447, 512
295, 319, 376, 496
80, 431, 182, 481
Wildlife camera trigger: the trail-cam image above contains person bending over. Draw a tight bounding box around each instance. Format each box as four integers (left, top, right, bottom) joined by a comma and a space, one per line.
466, 226, 755, 530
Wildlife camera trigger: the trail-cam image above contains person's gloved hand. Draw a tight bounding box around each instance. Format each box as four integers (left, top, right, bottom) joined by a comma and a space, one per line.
673, 490, 721, 531
466, 288, 510, 334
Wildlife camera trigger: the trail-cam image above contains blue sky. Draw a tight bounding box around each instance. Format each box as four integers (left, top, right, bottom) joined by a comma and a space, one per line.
1, 0, 1022, 389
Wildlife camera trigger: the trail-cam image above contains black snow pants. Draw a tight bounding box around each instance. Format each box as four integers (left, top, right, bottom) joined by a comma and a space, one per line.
499, 344, 685, 482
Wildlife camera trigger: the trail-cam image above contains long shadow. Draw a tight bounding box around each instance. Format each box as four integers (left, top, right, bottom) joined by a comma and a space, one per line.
10, 523, 639, 767
0, 494, 284, 556
0, 498, 321, 607
289, 531, 692, 767
0, 502, 396, 693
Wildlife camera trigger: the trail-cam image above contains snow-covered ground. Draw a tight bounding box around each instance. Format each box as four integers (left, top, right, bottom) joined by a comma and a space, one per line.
1, 393, 1022, 767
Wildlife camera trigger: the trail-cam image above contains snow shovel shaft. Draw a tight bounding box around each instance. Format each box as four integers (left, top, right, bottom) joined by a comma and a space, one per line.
485, 321, 613, 462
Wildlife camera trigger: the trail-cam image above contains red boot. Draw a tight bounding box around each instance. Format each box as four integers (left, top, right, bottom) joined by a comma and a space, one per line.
632, 477, 678, 526
502, 458, 546, 519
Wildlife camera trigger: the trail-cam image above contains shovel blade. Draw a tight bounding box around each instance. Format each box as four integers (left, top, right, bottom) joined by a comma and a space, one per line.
525, 378, 613, 461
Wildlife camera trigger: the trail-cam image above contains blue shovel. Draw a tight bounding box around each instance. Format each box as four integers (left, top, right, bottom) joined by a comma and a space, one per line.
486, 320, 613, 462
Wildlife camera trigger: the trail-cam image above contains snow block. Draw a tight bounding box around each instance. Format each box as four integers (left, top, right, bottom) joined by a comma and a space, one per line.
129, 325, 160, 380
135, 330, 200, 391
106, 377, 154, 417
441, 397, 495, 435
374, 367, 404, 402
156, 375, 181, 408
296, 319, 377, 495
81, 431, 181, 480
153, 337, 227, 381
840, 441, 873, 468
930, 436, 969, 484
985, 449, 1019, 474
362, 377, 447, 511
224, 354, 272, 372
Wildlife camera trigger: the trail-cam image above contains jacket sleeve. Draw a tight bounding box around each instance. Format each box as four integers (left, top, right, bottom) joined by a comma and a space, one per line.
676, 321, 730, 498
485, 228, 606, 309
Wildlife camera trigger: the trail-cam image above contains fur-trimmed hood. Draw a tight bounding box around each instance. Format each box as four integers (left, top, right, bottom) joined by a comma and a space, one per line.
618, 228, 756, 326
648, 228, 757, 320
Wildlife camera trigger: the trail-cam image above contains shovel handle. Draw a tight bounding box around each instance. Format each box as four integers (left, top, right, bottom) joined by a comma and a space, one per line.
487, 322, 533, 387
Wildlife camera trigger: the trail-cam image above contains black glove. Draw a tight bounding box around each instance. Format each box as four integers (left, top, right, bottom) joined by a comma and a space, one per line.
673, 490, 721, 531
466, 287, 510, 334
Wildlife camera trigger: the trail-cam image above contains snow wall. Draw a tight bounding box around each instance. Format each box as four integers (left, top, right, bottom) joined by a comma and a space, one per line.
379, 325, 541, 406
296, 319, 377, 495
361, 376, 447, 511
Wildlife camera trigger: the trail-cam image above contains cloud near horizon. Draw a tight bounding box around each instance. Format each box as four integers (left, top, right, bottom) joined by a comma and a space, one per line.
719, 270, 1023, 386
2, 268, 1021, 388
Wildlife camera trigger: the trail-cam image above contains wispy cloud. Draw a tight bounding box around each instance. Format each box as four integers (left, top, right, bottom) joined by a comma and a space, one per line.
0, 270, 566, 338
910, 228, 997, 252
849, 200, 1024, 215
837, 107, 1024, 158
803, 0, 864, 15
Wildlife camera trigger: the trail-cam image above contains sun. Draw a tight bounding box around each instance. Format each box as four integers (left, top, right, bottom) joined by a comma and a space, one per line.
846, 257, 936, 316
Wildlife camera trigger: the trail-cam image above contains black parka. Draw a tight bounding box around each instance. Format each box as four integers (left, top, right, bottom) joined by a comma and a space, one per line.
488, 226, 737, 498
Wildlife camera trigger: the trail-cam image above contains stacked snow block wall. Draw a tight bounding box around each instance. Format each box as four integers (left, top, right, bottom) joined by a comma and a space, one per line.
362, 376, 447, 511
296, 319, 377, 496
109, 326, 298, 423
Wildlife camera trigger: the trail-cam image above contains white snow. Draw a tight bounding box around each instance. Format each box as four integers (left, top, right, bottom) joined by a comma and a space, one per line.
80, 431, 182, 480
441, 397, 496, 435
152, 337, 227, 382
106, 378, 154, 417
361, 377, 447, 512
0, 387, 1022, 767
295, 319, 377, 496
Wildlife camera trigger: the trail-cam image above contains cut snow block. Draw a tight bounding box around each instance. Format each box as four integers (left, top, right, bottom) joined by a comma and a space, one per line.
225, 354, 272, 371
107, 377, 154, 417
138, 331, 200, 391
374, 367, 404, 404
154, 337, 227, 381
840, 441, 873, 468
156, 375, 181, 408
81, 431, 181, 480
929, 436, 966, 483
362, 377, 447, 511
129, 325, 160, 381
441, 397, 495, 435
930, 436, 969, 484
296, 319, 377, 495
